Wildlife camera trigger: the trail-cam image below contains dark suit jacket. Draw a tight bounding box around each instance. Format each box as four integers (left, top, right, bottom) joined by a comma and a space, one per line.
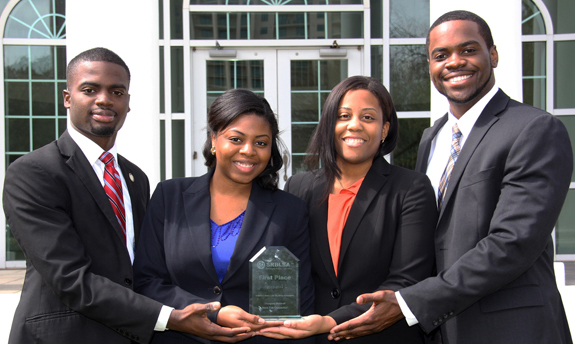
400, 90, 573, 344
3, 130, 162, 344
133, 170, 315, 344
285, 157, 438, 343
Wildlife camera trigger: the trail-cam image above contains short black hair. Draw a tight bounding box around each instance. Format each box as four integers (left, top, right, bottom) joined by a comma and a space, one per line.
66, 47, 130, 87
305, 76, 398, 200
203, 88, 285, 190
426, 10, 494, 55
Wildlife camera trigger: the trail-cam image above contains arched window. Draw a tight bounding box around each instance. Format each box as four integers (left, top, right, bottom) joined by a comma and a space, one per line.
1, 0, 66, 265
522, 0, 575, 259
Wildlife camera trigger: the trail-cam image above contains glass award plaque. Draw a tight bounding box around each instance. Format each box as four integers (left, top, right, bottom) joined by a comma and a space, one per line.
249, 246, 300, 320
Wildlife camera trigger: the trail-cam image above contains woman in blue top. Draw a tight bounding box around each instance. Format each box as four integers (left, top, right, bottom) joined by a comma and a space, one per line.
134, 89, 314, 343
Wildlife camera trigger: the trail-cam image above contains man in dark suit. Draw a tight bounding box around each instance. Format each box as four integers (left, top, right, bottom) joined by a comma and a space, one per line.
3, 47, 251, 344
327, 10, 573, 344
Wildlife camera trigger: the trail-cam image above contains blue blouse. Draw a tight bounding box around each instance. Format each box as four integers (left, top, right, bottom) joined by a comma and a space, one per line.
210, 211, 245, 283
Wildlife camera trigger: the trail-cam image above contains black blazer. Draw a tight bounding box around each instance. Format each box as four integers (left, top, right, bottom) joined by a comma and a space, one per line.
285, 157, 437, 343
401, 90, 574, 344
3, 130, 162, 344
133, 170, 315, 344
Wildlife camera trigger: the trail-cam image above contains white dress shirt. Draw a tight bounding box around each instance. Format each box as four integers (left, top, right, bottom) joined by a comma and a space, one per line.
68, 127, 173, 331
396, 85, 500, 326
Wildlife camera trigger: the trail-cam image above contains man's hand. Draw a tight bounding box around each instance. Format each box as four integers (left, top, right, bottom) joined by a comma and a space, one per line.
167, 302, 253, 343
258, 315, 336, 339
328, 290, 404, 341
217, 305, 282, 331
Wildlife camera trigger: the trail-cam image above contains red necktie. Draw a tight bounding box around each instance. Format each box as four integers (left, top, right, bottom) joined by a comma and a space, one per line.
99, 152, 126, 241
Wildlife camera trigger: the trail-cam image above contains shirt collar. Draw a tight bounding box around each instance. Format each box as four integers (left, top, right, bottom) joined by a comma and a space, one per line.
446, 84, 499, 138
68, 126, 118, 166
339, 177, 365, 196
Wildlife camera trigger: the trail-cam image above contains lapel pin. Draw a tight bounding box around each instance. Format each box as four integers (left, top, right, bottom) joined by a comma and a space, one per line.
129, 173, 135, 182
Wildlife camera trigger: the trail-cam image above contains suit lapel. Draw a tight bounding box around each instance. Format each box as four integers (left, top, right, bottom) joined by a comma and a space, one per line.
439, 90, 509, 219
306, 174, 339, 286
338, 158, 390, 270
416, 115, 448, 174
182, 172, 220, 283
225, 183, 275, 283
118, 156, 142, 240
59, 131, 127, 243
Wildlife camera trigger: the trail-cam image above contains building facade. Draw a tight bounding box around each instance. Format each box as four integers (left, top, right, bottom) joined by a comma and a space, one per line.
1, 0, 574, 267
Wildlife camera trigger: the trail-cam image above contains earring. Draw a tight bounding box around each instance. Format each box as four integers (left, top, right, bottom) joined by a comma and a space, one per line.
381, 137, 386, 143
211, 146, 216, 155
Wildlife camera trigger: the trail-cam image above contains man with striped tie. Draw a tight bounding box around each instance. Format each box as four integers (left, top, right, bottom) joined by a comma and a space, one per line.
3, 48, 252, 344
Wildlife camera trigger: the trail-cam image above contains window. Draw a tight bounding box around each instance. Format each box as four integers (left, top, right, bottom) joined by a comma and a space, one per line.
2, 0, 66, 262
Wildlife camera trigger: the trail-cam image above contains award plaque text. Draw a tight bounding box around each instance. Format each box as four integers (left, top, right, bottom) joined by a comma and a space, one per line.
249, 246, 300, 320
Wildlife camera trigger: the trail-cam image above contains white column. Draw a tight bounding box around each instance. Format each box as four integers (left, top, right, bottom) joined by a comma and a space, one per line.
65, 0, 161, 187
429, 0, 523, 122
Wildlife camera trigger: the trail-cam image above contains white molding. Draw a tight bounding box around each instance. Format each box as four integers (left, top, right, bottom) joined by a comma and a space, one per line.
163, 0, 173, 180
185, 39, 366, 47
186, 5, 364, 13
389, 38, 426, 45
397, 111, 432, 119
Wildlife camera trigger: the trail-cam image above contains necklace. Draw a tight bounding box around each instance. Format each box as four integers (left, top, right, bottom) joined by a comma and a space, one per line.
211, 211, 245, 247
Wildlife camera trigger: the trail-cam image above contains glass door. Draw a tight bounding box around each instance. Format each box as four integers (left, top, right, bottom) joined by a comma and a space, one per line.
277, 48, 362, 183
191, 49, 277, 176
191, 47, 363, 185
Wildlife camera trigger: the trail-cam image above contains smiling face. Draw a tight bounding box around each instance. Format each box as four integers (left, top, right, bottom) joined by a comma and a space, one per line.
428, 20, 498, 118
211, 113, 272, 188
63, 61, 130, 151
333, 89, 389, 172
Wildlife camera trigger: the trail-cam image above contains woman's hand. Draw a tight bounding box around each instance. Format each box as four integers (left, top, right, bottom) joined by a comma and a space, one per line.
217, 305, 282, 331
258, 314, 336, 339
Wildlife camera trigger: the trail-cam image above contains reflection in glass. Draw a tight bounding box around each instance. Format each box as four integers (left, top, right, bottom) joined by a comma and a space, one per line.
4, 46, 29, 79
189, 0, 362, 5
206, 60, 265, 114
371, 45, 383, 83
522, 0, 546, 35
6, 228, 25, 261
6, 118, 29, 152
290, 59, 347, 173
31, 46, 55, 79
292, 123, 316, 154
4, 0, 65, 39
171, 0, 183, 39
160, 47, 165, 113
191, 11, 362, 40
320, 60, 347, 90
558, 116, 575, 182
392, 118, 429, 170
522, 42, 546, 110
292, 93, 319, 122
390, 0, 429, 38
32, 82, 55, 116
554, 41, 575, 109
5, 82, 29, 117
172, 120, 186, 178
32, 118, 55, 150
370, 0, 382, 39
541, 0, 575, 34
556, 189, 575, 254
390, 45, 430, 111
171, 46, 184, 113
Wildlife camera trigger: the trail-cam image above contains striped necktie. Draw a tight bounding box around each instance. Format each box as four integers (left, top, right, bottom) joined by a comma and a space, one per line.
99, 152, 126, 241
437, 123, 462, 210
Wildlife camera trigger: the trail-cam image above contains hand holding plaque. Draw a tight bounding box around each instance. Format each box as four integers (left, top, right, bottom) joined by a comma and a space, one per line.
249, 246, 301, 320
